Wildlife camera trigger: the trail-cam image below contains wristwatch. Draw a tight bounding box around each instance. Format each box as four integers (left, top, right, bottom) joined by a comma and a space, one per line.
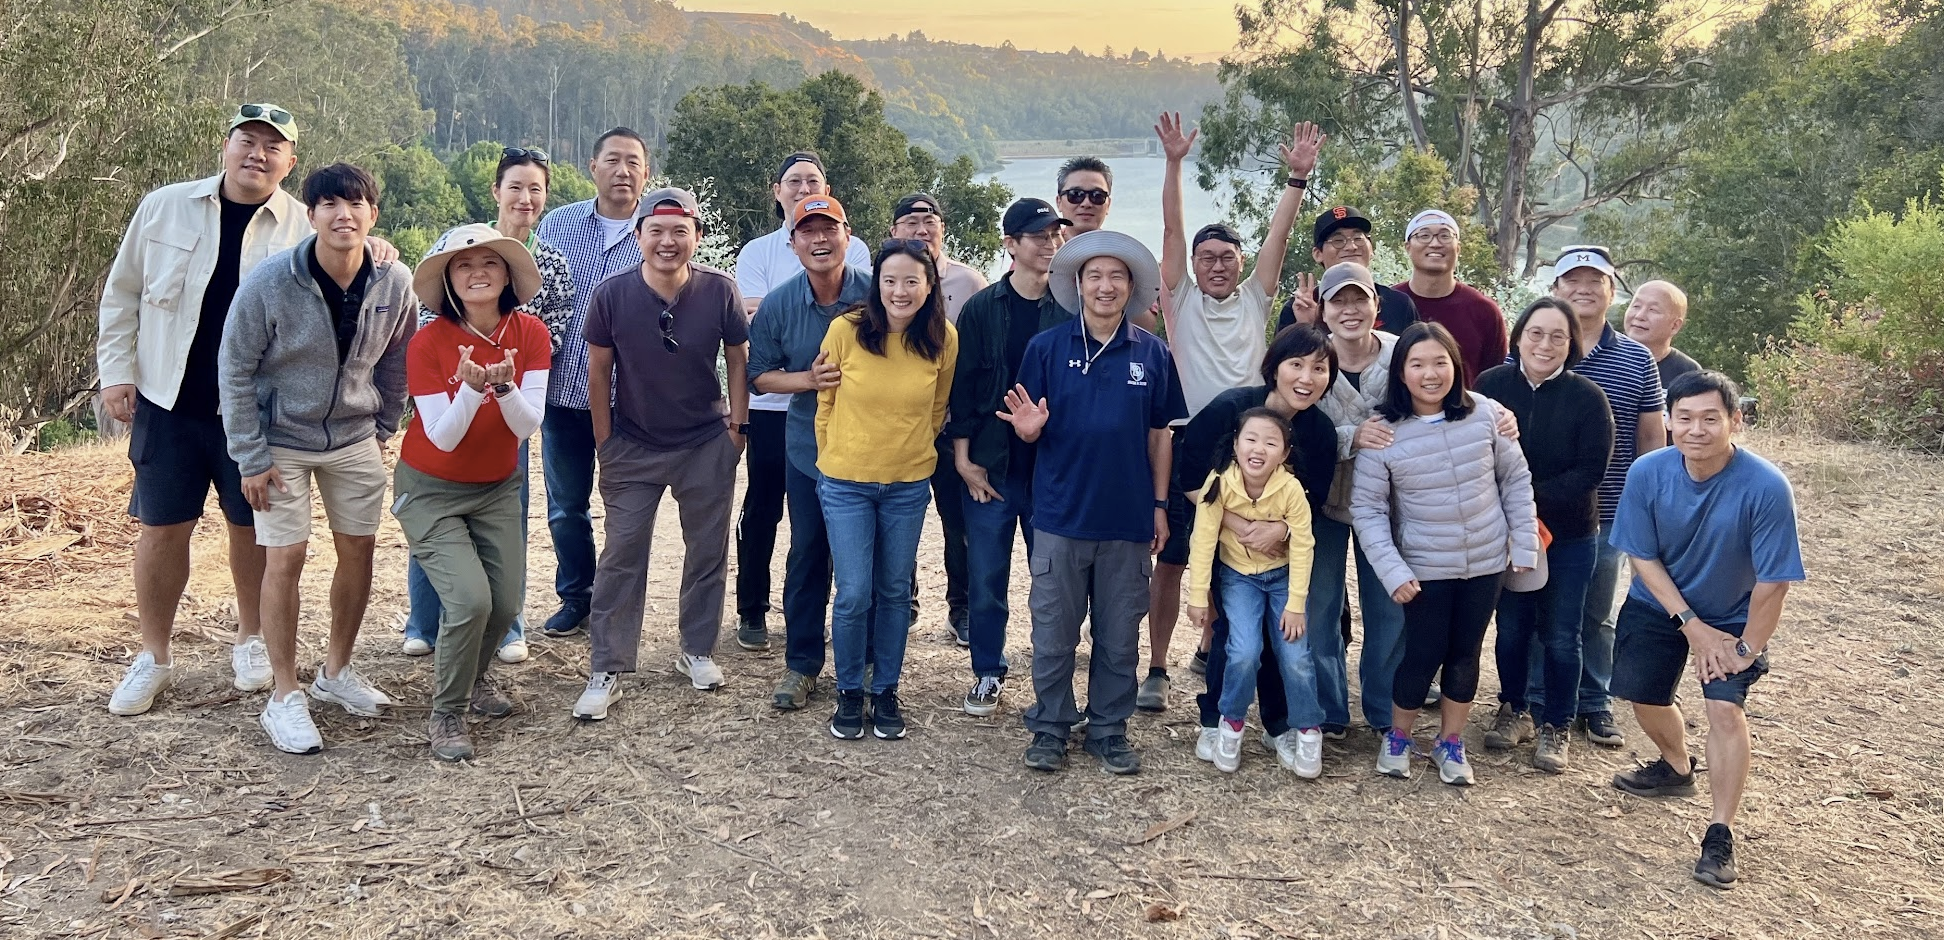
1154, 498, 1168, 510
1735, 639, 1754, 658
736, 422, 751, 436
1675, 608, 1698, 626
1286, 177, 1308, 189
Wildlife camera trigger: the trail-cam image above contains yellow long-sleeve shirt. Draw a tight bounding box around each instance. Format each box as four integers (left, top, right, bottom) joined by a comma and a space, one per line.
1186, 464, 1315, 613
815, 313, 958, 483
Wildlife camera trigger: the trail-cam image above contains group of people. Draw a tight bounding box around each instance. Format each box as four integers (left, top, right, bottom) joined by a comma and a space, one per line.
96, 104, 1804, 890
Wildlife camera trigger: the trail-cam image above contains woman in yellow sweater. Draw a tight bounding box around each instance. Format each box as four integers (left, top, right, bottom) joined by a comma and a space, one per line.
815, 239, 959, 741
1184, 409, 1322, 777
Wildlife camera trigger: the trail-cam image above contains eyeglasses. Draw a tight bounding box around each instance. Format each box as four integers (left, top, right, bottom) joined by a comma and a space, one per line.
659, 310, 679, 354
235, 104, 293, 126
1409, 230, 1457, 245
1059, 187, 1110, 206
502, 146, 550, 163
1521, 327, 1570, 347
1015, 230, 1065, 247
1322, 233, 1372, 251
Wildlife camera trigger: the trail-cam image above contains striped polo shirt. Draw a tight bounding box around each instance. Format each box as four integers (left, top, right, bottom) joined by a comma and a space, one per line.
1569, 324, 1665, 523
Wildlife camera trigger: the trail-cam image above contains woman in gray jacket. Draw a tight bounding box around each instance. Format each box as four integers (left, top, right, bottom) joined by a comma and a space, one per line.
1352, 322, 1539, 786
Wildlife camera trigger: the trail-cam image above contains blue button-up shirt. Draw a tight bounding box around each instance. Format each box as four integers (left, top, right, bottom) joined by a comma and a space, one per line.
745, 266, 874, 477
535, 199, 642, 409
1016, 316, 1186, 543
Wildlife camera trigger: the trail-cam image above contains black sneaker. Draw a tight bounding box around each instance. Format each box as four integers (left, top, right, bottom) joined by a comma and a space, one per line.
1320, 723, 1349, 741
1578, 711, 1626, 747
871, 687, 907, 740
1023, 732, 1067, 771
1694, 823, 1737, 889
541, 605, 588, 638
950, 608, 970, 648
829, 690, 866, 740
1612, 756, 1697, 797
963, 675, 1003, 717
735, 614, 770, 651
1082, 734, 1142, 775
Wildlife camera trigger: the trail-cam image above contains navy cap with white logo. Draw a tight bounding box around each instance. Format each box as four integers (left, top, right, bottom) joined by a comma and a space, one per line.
1002, 198, 1073, 237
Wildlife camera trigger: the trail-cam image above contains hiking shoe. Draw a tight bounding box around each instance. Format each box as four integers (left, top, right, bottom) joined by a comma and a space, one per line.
1484, 703, 1535, 750
1376, 729, 1413, 779
1694, 823, 1737, 889
572, 671, 622, 721
1579, 711, 1625, 747
1612, 756, 1697, 797
428, 711, 474, 762
1195, 727, 1218, 762
1424, 683, 1442, 708
469, 678, 514, 718
951, 608, 970, 648
231, 637, 273, 692
1320, 724, 1348, 740
310, 663, 391, 717
109, 651, 174, 716
1023, 732, 1067, 772
830, 690, 866, 740
1135, 672, 1169, 712
736, 615, 770, 651
771, 670, 816, 710
496, 640, 529, 664
676, 654, 724, 691
1533, 723, 1571, 774
1188, 646, 1209, 676
1291, 728, 1324, 779
541, 605, 587, 638
871, 687, 907, 740
1213, 721, 1243, 773
400, 637, 433, 656
1433, 736, 1475, 786
1083, 734, 1142, 775
963, 675, 1003, 717
260, 689, 323, 754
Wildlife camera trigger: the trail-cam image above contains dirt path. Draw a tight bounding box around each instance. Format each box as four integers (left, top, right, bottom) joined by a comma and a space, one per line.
2, 432, 1939, 938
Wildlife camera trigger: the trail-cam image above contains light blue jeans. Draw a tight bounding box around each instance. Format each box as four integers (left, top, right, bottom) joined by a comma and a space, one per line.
1215, 564, 1326, 730
818, 477, 931, 694
1305, 515, 1408, 732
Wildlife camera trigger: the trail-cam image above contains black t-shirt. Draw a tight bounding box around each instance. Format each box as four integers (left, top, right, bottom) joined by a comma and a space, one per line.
1655, 347, 1701, 390
308, 244, 373, 364
1174, 385, 1337, 518
1341, 369, 1364, 392
1003, 287, 1046, 483
175, 194, 267, 414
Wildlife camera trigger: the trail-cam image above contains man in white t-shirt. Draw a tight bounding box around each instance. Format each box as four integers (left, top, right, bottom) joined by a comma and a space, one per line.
730, 151, 872, 652
1136, 113, 1321, 712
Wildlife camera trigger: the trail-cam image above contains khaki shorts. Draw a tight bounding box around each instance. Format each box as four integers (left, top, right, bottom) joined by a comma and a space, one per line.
255, 438, 388, 547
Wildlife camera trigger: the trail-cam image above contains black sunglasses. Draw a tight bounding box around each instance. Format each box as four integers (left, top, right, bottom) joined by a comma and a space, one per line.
659, 310, 679, 354
502, 146, 550, 163
879, 238, 932, 257
236, 104, 293, 126
1060, 187, 1110, 206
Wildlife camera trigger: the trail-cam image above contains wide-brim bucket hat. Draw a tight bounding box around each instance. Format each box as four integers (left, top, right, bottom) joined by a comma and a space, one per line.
1049, 229, 1162, 317
414, 223, 542, 319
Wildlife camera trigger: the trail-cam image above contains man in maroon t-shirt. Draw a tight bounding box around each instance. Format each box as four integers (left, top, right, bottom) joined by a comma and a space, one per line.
1393, 209, 1507, 388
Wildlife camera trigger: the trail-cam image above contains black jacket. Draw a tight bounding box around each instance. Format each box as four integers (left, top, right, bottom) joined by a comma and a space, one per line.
1475, 364, 1615, 541
1175, 385, 1338, 520
946, 273, 1075, 477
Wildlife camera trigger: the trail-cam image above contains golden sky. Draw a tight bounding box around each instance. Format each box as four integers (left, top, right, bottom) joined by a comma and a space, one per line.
681, 1, 1244, 60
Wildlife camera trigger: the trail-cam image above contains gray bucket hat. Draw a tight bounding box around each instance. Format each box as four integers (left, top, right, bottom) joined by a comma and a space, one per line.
414, 223, 542, 319
1049, 229, 1162, 316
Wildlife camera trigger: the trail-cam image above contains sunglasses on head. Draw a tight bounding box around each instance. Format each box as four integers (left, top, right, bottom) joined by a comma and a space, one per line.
1060, 187, 1110, 206
880, 238, 932, 257
502, 146, 550, 163
659, 310, 679, 354
236, 104, 293, 125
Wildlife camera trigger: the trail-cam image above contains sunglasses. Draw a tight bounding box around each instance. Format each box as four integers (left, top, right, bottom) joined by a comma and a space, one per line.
880, 238, 932, 257
1060, 187, 1110, 206
502, 146, 550, 163
235, 104, 293, 126
659, 310, 679, 354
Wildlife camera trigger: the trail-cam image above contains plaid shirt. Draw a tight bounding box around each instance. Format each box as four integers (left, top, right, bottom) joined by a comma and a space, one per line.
535, 199, 642, 408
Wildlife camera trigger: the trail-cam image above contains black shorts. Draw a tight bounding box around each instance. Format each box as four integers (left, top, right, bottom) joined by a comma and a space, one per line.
1610, 597, 1769, 708
1158, 433, 1193, 567
127, 394, 253, 528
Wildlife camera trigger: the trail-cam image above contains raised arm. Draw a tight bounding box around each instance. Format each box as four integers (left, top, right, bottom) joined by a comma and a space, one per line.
1250, 122, 1323, 299
1156, 111, 1197, 295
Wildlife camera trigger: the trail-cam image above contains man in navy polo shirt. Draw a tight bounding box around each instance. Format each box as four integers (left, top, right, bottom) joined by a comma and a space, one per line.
1000, 230, 1186, 776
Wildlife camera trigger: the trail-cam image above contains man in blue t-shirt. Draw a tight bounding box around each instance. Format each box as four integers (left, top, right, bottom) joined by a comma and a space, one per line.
1000, 230, 1187, 777
1606, 371, 1806, 891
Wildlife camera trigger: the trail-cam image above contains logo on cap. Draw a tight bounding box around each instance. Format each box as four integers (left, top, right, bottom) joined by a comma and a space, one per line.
1333, 206, 1349, 220
803, 199, 830, 211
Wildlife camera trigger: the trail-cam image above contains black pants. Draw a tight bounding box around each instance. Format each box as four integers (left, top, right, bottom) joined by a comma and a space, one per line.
735, 409, 788, 619
927, 437, 969, 616
1392, 572, 1505, 710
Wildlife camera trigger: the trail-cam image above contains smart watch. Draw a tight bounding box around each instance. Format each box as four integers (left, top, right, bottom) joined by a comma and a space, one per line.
491, 382, 514, 397
736, 423, 752, 436
1286, 177, 1308, 189
1675, 608, 1698, 626
1154, 498, 1168, 510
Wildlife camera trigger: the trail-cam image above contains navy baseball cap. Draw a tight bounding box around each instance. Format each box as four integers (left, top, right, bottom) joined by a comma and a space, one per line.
1002, 198, 1072, 236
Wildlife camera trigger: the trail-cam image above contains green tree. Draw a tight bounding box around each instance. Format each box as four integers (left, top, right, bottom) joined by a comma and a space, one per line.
372, 143, 468, 234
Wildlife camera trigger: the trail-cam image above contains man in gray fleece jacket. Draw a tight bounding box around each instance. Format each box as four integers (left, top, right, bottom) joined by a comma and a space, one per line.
219, 163, 416, 755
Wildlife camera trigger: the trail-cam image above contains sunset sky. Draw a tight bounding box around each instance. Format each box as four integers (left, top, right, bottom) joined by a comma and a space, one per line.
682, 1, 1246, 60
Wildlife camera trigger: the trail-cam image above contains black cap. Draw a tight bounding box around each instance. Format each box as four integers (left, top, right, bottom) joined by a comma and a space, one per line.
1313, 206, 1373, 246
776, 151, 825, 183
893, 192, 944, 223
1001, 198, 1072, 236
1191, 223, 1244, 250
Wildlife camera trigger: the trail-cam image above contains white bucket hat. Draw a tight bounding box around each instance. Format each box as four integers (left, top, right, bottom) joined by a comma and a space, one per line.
1049, 230, 1162, 317
414, 223, 542, 319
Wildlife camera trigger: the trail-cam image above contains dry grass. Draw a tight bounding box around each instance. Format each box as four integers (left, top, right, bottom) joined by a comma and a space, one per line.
2, 432, 1940, 939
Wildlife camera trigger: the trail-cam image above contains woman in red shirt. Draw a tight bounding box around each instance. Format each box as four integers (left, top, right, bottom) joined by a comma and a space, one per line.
398, 223, 550, 762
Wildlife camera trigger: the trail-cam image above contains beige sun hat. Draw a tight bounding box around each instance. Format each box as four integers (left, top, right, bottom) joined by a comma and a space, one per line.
414, 223, 542, 319
1049, 229, 1162, 316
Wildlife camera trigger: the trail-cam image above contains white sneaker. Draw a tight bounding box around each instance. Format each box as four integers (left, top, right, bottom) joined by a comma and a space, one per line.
1377, 730, 1414, 779
401, 637, 432, 656
260, 689, 323, 754
108, 651, 173, 716
1261, 730, 1286, 754
574, 671, 622, 720
1194, 727, 1218, 762
309, 663, 392, 718
1214, 722, 1244, 773
675, 654, 723, 691
1292, 728, 1324, 779
231, 636, 273, 692
496, 640, 529, 664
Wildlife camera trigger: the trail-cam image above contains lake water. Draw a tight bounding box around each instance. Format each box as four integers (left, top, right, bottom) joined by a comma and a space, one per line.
982, 155, 1227, 279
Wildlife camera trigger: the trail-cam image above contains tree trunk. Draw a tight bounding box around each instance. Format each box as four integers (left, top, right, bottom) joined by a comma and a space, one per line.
1392, 0, 1431, 152
1495, 0, 1546, 277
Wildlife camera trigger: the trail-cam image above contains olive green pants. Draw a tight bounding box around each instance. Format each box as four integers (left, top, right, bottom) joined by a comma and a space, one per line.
392, 463, 525, 715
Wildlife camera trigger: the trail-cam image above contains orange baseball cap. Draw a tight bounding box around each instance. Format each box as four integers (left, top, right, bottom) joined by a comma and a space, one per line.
790, 194, 849, 231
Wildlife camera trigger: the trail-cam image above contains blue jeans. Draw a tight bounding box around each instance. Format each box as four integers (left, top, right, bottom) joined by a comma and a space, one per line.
782, 462, 875, 677
1532, 521, 1623, 717
1215, 564, 1326, 730
405, 442, 531, 648
819, 477, 930, 694
1496, 535, 1596, 728
1195, 609, 1288, 735
1305, 515, 1407, 731
541, 404, 596, 611
960, 472, 1033, 679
